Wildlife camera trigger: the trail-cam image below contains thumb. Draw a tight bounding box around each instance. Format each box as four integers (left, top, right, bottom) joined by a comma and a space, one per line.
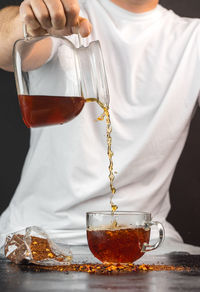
72, 17, 92, 37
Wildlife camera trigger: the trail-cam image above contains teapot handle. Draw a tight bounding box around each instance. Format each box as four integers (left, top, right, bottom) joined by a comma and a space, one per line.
23, 23, 50, 40
23, 23, 29, 40
23, 23, 83, 48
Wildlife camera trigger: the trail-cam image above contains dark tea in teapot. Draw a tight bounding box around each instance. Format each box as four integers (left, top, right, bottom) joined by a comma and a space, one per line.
18, 95, 85, 127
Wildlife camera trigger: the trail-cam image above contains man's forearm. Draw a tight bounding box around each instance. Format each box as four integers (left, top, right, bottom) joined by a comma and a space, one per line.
0, 6, 23, 71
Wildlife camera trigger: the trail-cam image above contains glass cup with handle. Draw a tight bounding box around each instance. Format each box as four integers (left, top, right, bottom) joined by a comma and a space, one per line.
86, 211, 165, 264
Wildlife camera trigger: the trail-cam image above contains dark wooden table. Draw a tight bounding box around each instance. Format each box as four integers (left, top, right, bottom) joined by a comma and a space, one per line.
1, 250, 200, 292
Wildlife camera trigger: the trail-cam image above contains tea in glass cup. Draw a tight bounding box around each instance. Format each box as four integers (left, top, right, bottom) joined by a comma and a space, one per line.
86, 211, 164, 264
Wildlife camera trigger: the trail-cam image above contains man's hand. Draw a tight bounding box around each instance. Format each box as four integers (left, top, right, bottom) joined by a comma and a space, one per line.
19, 0, 92, 37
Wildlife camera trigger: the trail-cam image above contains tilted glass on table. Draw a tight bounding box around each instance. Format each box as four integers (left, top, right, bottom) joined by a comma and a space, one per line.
13, 25, 109, 128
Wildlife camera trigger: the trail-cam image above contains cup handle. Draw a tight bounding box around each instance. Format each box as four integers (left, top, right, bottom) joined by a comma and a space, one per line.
142, 221, 165, 252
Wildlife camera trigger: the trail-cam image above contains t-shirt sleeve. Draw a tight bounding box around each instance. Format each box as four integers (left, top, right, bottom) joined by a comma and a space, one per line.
0, 0, 23, 9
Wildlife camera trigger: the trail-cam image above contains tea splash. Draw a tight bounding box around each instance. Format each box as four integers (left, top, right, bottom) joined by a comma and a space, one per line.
85, 98, 118, 213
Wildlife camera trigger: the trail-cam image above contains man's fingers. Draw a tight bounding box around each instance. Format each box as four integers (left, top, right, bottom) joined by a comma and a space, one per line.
43, 0, 66, 30
19, 0, 92, 37
30, 0, 51, 29
20, 1, 41, 30
28, 26, 48, 37
61, 0, 80, 28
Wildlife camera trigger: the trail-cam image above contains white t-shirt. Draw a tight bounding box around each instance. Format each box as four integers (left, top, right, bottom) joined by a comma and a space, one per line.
1, 0, 200, 245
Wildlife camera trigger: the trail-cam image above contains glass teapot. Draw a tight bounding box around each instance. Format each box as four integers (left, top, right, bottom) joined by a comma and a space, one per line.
13, 25, 110, 128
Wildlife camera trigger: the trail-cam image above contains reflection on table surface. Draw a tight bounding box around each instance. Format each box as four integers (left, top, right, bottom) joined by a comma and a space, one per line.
1, 245, 200, 292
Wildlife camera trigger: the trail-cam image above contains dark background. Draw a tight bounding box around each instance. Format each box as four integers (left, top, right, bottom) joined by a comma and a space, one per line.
0, 0, 200, 246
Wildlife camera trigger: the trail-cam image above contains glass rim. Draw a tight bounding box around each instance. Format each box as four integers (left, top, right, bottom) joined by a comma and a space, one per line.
86, 211, 151, 216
